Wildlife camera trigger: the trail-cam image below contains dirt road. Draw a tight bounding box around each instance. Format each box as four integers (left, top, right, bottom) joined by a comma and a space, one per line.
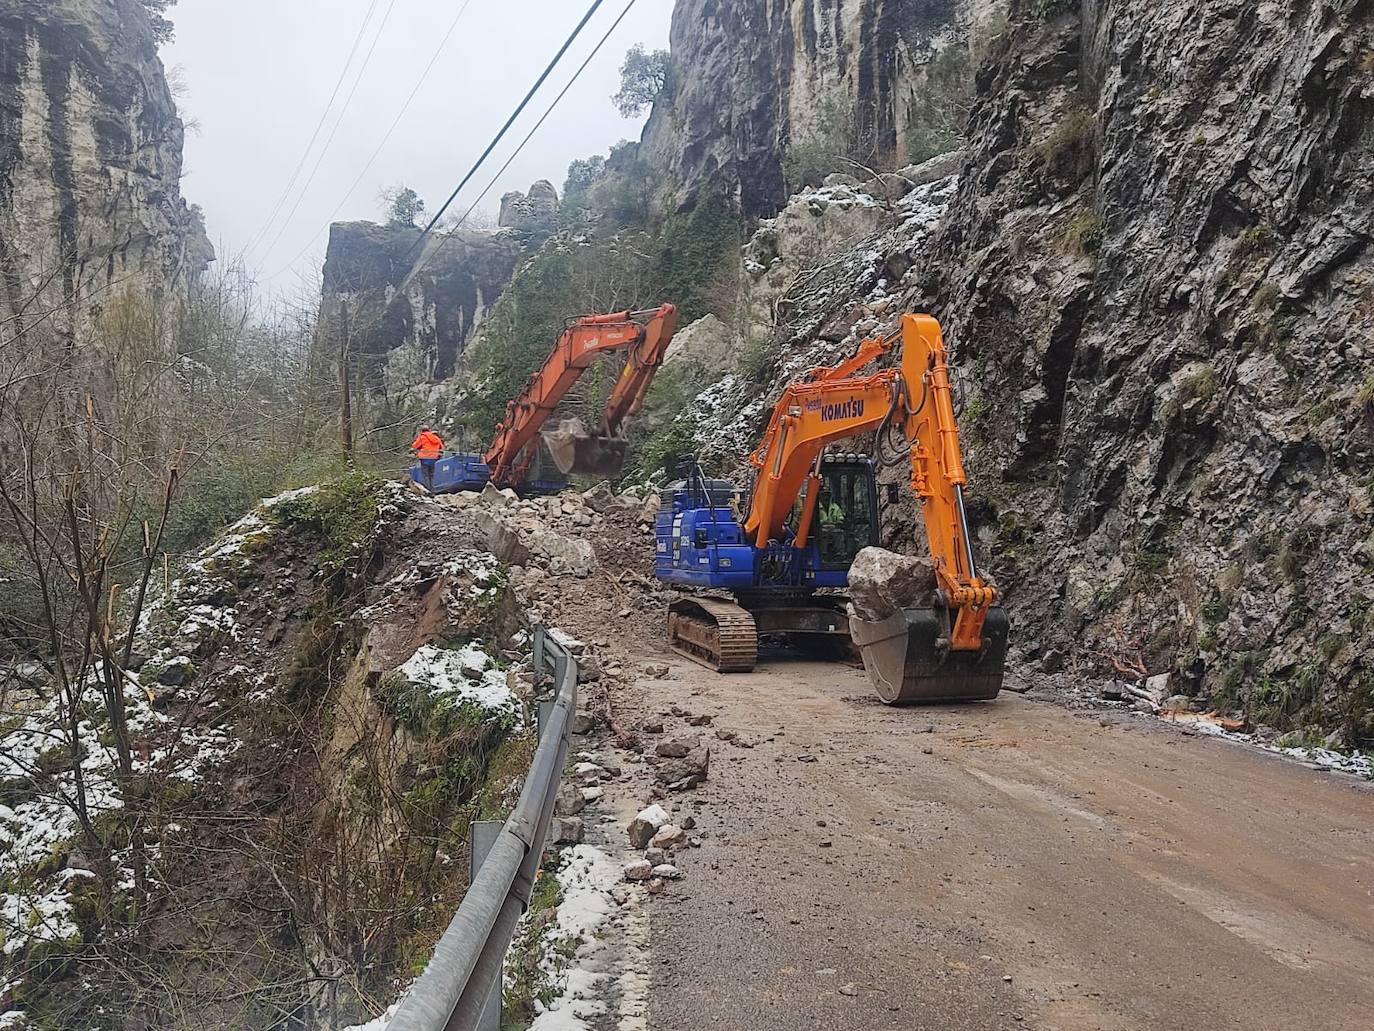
610, 652, 1374, 1031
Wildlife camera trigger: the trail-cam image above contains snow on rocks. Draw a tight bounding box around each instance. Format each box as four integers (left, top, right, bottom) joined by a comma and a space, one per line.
626, 804, 671, 849
397, 644, 518, 721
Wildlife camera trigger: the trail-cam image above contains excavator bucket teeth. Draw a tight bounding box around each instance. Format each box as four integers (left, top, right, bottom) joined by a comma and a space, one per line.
850, 606, 1009, 705
542, 420, 629, 477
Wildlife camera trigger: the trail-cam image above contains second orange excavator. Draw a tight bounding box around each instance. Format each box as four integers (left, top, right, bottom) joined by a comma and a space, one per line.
486, 304, 680, 485
411, 304, 679, 494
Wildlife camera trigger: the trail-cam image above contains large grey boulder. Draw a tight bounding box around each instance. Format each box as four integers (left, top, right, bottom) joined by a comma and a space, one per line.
847, 547, 938, 622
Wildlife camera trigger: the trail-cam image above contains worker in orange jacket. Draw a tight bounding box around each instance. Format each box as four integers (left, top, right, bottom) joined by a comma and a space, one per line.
410, 425, 445, 489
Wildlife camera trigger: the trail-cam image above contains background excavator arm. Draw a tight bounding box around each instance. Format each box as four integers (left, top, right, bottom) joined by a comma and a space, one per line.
741, 313, 996, 650
483, 304, 678, 486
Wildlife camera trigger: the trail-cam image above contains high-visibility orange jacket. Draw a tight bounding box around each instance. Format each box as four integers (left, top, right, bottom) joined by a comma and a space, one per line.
411, 430, 444, 460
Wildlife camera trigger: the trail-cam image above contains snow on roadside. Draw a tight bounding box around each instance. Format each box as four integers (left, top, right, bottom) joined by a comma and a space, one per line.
526, 845, 625, 1031
1274, 745, 1373, 778
339, 1003, 399, 1031
398, 644, 518, 720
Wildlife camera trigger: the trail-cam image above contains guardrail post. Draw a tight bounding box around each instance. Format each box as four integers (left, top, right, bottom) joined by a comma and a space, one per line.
469, 821, 503, 1031
532, 625, 546, 678
537, 696, 555, 741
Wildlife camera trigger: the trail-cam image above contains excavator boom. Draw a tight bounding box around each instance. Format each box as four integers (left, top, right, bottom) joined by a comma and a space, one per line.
484, 304, 678, 485
736, 313, 1007, 702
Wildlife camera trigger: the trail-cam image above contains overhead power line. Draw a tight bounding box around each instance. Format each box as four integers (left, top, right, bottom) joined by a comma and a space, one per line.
404, 0, 610, 260
241, 0, 382, 258
255, 0, 403, 264
267, 0, 478, 281
408, 0, 641, 285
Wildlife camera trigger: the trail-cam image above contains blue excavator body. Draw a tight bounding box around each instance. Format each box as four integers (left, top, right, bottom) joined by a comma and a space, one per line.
408, 453, 568, 496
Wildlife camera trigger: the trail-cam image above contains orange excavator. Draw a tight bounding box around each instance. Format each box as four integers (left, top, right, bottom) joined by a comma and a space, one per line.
485, 304, 680, 486
653, 313, 1008, 704
415, 305, 679, 493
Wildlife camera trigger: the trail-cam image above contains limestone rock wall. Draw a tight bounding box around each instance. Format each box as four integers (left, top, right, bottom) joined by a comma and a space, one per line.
920, 0, 1374, 702
0, 0, 211, 338
639, 0, 997, 217
319, 221, 522, 392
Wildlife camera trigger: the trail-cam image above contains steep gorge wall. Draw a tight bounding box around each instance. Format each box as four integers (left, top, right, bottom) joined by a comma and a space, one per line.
320, 221, 521, 395
640, 0, 999, 216
921, 0, 1373, 711
679, 0, 1372, 727
0, 0, 210, 338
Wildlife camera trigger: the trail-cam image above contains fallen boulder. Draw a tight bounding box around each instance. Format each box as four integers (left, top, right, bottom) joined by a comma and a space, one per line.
550, 816, 584, 844
528, 526, 598, 576
655, 745, 710, 791
847, 546, 938, 621
623, 860, 654, 882
655, 738, 693, 759
627, 803, 672, 848
650, 824, 687, 850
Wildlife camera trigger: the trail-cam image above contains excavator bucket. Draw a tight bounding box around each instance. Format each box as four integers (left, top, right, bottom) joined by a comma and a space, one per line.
542, 418, 628, 477
850, 607, 1010, 705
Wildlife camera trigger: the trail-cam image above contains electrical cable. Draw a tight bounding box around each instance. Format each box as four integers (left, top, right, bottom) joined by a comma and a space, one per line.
404, 0, 609, 258
255, 0, 403, 264
399, 0, 638, 293
266, 0, 478, 280
242, 0, 382, 258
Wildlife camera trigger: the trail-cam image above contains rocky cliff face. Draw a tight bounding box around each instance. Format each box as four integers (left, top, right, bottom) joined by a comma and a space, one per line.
682, 0, 1373, 732
320, 222, 521, 392
923, 0, 1373, 717
0, 0, 211, 337
640, 0, 999, 216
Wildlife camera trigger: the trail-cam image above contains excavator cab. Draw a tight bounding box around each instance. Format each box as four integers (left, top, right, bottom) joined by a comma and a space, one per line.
808, 455, 880, 571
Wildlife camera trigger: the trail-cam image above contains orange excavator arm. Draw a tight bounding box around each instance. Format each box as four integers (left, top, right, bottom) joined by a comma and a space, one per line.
742, 313, 997, 650
484, 304, 679, 485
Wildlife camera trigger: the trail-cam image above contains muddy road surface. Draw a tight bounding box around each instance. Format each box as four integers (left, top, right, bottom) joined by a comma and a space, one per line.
612, 653, 1374, 1031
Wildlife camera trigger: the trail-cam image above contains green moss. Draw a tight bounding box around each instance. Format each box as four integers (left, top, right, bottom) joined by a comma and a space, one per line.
1355, 374, 1374, 411
1235, 223, 1277, 259
272, 472, 382, 572
1035, 107, 1097, 179
1064, 206, 1104, 255
1202, 596, 1231, 624
905, 42, 974, 163
1252, 281, 1282, 310
652, 196, 741, 323
1277, 526, 1319, 580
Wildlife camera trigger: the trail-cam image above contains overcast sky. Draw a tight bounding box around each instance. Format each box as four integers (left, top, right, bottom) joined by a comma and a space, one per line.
162, 0, 673, 307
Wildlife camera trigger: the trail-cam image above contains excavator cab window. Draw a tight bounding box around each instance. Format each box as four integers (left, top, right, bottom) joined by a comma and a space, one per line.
815, 461, 878, 571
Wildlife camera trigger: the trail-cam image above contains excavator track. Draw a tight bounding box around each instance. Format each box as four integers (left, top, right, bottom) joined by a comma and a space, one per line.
668, 598, 758, 673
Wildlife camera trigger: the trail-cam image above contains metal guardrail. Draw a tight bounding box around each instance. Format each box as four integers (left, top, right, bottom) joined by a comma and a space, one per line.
389, 625, 578, 1031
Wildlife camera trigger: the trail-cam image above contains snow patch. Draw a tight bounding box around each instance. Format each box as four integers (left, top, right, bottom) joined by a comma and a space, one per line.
260, 484, 319, 508
398, 645, 517, 719
526, 844, 624, 1031
1276, 746, 1372, 778
339, 1003, 399, 1031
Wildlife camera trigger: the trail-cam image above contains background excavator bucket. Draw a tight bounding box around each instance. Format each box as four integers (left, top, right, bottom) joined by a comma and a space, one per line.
542, 418, 629, 477
850, 607, 1010, 705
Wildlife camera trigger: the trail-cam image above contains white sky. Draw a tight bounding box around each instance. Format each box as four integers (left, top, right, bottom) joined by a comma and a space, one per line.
162, 0, 673, 306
